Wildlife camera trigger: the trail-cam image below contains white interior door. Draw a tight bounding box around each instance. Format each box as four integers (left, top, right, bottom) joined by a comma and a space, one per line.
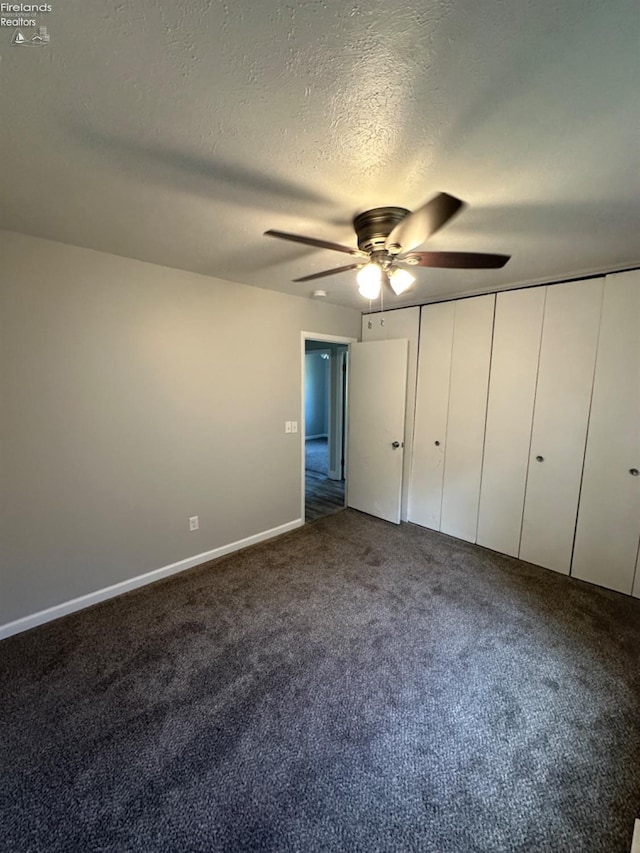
440, 294, 495, 543
477, 287, 546, 557
362, 307, 420, 522
519, 277, 603, 574
408, 302, 455, 530
571, 270, 640, 593
347, 339, 408, 524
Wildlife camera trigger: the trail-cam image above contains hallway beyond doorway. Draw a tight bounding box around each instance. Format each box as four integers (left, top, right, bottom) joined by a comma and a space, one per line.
305, 438, 345, 521
301, 331, 354, 524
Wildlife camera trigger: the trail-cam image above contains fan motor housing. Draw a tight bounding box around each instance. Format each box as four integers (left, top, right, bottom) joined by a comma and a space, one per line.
353, 207, 410, 253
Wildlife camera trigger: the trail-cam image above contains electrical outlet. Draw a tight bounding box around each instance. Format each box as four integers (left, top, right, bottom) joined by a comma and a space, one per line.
291, 421, 298, 433
189, 516, 199, 531
285, 421, 292, 433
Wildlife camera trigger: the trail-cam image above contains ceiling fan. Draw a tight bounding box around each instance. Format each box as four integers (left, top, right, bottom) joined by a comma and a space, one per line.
265, 192, 510, 298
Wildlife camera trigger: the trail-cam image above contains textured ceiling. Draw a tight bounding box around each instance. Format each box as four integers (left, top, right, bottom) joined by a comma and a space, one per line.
1, 0, 638, 309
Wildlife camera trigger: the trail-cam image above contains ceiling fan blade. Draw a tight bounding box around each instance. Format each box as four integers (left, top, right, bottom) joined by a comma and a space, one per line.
401, 251, 511, 269
293, 263, 361, 282
385, 193, 465, 254
265, 229, 361, 256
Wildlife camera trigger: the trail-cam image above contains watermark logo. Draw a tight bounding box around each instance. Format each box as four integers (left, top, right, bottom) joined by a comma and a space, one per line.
2, 3, 53, 45
12, 24, 48, 44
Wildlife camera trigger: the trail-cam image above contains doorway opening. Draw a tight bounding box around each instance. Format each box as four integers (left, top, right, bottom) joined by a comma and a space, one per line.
302, 334, 354, 522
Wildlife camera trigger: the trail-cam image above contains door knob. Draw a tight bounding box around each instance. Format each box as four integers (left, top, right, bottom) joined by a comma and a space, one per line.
392, 441, 402, 449
536, 455, 544, 462
630, 468, 639, 476
434, 440, 440, 446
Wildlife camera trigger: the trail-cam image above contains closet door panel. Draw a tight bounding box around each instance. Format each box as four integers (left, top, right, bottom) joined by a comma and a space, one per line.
572, 270, 640, 593
440, 294, 495, 542
477, 287, 546, 557
519, 278, 604, 574
407, 302, 454, 529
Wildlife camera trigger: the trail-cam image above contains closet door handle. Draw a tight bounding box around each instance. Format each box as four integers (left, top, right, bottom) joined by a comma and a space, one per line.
536, 455, 544, 462
630, 468, 639, 476
434, 440, 440, 446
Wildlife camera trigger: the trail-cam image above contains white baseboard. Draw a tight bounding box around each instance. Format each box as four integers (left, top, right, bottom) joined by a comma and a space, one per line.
0, 518, 303, 641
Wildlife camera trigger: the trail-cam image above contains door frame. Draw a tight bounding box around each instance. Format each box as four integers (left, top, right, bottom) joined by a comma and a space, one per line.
301, 331, 357, 523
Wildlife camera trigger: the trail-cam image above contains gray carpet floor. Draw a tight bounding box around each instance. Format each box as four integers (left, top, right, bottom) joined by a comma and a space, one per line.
1, 510, 639, 852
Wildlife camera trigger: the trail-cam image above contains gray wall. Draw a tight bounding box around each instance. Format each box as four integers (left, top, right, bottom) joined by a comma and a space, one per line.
0, 230, 361, 625
304, 350, 329, 438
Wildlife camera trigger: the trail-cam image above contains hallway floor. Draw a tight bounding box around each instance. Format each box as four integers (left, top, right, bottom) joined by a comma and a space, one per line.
305, 438, 345, 521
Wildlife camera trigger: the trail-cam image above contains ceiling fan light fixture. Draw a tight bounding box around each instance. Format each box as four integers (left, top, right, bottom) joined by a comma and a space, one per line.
357, 263, 382, 299
266, 192, 511, 288
389, 267, 415, 295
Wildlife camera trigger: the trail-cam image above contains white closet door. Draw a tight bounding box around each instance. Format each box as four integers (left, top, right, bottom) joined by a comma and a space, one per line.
519, 278, 604, 574
477, 287, 546, 557
408, 302, 454, 530
362, 308, 420, 522
571, 270, 640, 593
440, 294, 495, 542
